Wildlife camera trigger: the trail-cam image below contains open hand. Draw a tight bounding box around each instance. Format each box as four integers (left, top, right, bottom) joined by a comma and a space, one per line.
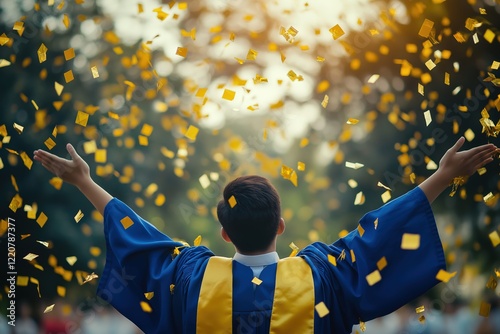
438, 137, 497, 178
34, 143, 90, 188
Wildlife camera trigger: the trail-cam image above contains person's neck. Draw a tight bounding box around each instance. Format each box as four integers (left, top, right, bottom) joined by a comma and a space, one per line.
237, 242, 276, 256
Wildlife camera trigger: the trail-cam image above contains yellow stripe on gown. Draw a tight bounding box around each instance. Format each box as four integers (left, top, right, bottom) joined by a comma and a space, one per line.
197, 256, 314, 333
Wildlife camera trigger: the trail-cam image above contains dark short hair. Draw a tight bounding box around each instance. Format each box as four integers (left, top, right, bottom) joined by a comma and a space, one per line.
217, 175, 281, 253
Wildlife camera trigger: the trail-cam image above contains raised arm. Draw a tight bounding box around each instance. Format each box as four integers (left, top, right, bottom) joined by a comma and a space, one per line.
418, 137, 497, 204
33, 143, 112, 214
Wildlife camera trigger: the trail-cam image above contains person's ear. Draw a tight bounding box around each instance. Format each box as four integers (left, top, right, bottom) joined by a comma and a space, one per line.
221, 227, 231, 242
277, 218, 285, 235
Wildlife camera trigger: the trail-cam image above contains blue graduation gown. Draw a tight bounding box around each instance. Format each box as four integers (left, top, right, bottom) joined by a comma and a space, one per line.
97, 186, 445, 333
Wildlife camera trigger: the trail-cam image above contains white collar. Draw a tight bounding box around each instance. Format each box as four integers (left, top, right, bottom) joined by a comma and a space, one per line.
233, 251, 279, 267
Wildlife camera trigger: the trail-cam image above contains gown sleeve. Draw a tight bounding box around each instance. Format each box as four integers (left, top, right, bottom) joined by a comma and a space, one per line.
298, 186, 446, 332
96, 198, 213, 334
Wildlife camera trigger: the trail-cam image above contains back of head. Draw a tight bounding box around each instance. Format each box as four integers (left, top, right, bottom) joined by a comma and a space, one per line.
217, 175, 281, 254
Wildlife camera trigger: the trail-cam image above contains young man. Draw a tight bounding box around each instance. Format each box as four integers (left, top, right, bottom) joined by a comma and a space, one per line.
33, 137, 496, 334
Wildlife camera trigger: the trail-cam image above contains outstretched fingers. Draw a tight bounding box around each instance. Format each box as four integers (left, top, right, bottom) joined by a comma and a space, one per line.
468, 145, 497, 164
465, 144, 496, 159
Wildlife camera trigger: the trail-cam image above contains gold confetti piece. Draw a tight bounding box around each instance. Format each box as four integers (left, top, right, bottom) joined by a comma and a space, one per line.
17, 276, 29, 286
0, 34, 9, 45
31, 99, 40, 110
82, 272, 99, 285
83, 140, 97, 154
37, 43, 48, 63
63, 14, 70, 28
144, 292, 154, 300
321, 95, 329, 108
483, 192, 495, 204
21, 234, 31, 240
74, 210, 84, 223
328, 254, 337, 266
54, 81, 64, 96
120, 216, 134, 229
297, 161, 305, 171
13, 122, 24, 134
329, 24, 344, 40
89, 247, 101, 257
0, 59, 11, 68
492, 61, 500, 70
473, 33, 479, 44
222, 89, 235, 101
29, 277, 41, 297
90, 66, 99, 78
489, 231, 500, 247
416, 305, 425, 314
381, 191, 391, 203
426, 160, 438, 170
37, 212, 48, 228
484, 29, 495, 43
44, 137, 56, 150
170, 284, 175, 294
346, 118, 359, 125
357, 224, 365, 237
436, 269, 457, 282
75, 111, 89, 127
23, 253, 39, 261
287, 70, 303, 82
194, 235, 202, 246
418, 19, 434, 38
315, 302, 330, 318
49, 177, 63, 190
36, 240, 49, 247
140, 301, 152, 313
424, 110, 432, 126
252, 277, 262, 285
359, 320, 366, 331
486, 276, 497, 290
377, 257, 387, 270
56, 286, 66, 297
289, 242, 299, 257
419, 315, 426, 323
401, 233, 420, 250
281, 165, 298, 187
228, 195, 237, 208
354, 192, 365, 205
376, 182, 391, 191
366, 270, 382, 286
21, 151, 33, 170
185, 125, 199, 141
95, 149, 106, 163
199, 174, 210, 189
367, 74, 380, 84
64, 48, 75, 61
349, 249, 356, 263
425, 59, 436, 71
64, 70, 74, 83
246, 49, 258, 60
348, 179, 358, 188
444, 72, 450, 85
479, 302, 491, 317
44, 304, 55, 314
345, 161, 364, 170
66, 256, 77, 266
418, 83, 424, 96
176, 47, 187, 57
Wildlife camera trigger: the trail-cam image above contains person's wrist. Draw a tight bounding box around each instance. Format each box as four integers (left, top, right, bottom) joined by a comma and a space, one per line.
75, 175, 93, 190
433, 168, 453, 186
